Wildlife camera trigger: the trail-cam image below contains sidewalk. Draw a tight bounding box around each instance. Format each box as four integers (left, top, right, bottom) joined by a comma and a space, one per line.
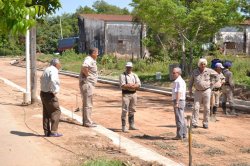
0, 81, 61, 166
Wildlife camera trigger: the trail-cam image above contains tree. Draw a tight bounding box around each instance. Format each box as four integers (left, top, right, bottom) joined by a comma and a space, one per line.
0, 0, 61, 35
93, 0, 130, 15
0, 0, 61, 103
132, 0, 247, 75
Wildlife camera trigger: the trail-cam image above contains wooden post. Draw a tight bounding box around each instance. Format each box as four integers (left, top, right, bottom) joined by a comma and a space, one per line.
30, 27, 37, 103
187, 115, 192, 166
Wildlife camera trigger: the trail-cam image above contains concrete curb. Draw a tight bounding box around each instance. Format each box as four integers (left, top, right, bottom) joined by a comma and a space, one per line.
0, 77, 184, 166
13, 64, 250, 111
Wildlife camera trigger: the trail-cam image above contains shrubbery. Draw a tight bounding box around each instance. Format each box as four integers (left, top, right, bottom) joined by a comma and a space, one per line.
37, 51, 250, 87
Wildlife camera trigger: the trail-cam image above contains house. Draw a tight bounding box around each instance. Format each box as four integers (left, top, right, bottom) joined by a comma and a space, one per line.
214, 19, 250, 55
78, 14, 146, 58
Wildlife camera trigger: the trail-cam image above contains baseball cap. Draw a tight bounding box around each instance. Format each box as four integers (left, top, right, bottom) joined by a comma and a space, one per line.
224, 61, 232, 68
125, 62, 133, 67
215, 63, 224, 69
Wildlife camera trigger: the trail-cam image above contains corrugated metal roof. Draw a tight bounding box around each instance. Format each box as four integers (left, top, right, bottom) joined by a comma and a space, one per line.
242, 19, 250, 25
78, 14, 133, 22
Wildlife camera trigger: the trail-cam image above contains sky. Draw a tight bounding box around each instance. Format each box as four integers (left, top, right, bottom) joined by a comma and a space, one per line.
54, 0, 133, 16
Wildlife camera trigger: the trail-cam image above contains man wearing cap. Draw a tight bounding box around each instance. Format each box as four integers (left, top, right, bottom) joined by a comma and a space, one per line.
221, 61, 236, 115
119, 62, 141, 132
189, 58, 219, 129
40, 58, 62, 137
210, 63, 225, 119
79, 47, 99, 127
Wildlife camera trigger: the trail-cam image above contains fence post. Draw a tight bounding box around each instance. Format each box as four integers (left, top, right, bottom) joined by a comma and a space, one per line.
187, 115, 192, 166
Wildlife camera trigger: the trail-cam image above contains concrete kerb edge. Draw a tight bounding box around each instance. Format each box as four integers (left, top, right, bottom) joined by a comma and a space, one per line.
12, 65, 250, 111
0, 77, 184, 166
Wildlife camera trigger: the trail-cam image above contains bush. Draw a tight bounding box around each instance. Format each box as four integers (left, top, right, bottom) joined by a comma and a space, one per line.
83, 159, 124, 166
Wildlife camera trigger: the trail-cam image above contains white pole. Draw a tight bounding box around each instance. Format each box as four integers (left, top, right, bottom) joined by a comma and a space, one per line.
24, 14, 31, 104
60, 17, 63, 39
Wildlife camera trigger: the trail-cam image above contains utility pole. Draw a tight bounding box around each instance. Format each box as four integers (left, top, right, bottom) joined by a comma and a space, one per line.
24, 15, 31, 104
60, 17, 63, 39
30, 27, 37, 103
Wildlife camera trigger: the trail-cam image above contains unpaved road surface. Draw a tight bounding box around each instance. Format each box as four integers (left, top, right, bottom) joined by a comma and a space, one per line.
1, 58, 250, 166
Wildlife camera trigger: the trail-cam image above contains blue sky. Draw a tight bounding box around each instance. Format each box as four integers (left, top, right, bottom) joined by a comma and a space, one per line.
54, 0, 133, 16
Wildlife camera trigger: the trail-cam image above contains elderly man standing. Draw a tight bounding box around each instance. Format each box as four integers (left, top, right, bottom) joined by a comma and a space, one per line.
210, 63, 225, 118
40, 58, 62, 137
119, 62, 141, 132
189, 58, 219, 129
79, 47, 99, 127
221, 61, 236, 115
172, 67, 187, 140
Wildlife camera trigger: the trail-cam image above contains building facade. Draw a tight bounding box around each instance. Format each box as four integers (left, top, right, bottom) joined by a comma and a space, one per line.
78, 14, 146, 58
215, 20, 250, 55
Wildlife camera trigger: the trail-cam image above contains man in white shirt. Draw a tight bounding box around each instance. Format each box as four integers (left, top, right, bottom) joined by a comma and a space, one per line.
40, 58, 62, 137
119, 62, 141, 132
171, 67, 187, 140
79, 47, 99, 127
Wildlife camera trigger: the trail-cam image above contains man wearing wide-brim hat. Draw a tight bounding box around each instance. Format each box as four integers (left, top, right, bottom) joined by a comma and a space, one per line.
119, 62, 141, 132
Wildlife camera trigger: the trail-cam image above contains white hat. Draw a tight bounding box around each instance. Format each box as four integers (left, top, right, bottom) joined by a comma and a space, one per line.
125, 62, 133, 67
198, 58, 207, 66
215, 62, 224, 69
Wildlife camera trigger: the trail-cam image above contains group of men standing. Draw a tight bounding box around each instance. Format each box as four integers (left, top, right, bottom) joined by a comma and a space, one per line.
39, 47, 141, 136
39, 49, 236, 139
172, 58, 236, 140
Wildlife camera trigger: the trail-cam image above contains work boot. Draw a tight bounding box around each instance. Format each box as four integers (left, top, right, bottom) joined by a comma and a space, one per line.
121, 119, 128, 132
222, 102, 229, 115
122, 125, 128, 132
129, 115, 138, 130
229, 107, 238, 115
213, 106, 217, 114
210, 106, 217, 122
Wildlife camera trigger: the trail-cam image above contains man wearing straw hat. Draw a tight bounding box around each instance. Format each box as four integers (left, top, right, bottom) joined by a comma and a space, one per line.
119, 62, 141, 132
189, 58, 219, 129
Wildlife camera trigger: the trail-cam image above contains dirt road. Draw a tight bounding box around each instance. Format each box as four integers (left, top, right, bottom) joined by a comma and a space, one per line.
0, 58, 250, 166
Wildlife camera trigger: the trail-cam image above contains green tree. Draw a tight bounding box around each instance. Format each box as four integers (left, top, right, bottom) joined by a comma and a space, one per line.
132, 0, 247, 75
93, 0, 130, 14
0, 0, 61, 35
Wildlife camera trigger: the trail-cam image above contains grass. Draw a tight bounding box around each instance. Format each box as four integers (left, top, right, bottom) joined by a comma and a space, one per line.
230, 163, 250, 166
211, 136, 227, 142
37, 51, 250, 87
240, 147, 250, 154
153, 141, 177, 150
82, 159, 125, 166
204, 147, 225, 157
192, 140, 206, 149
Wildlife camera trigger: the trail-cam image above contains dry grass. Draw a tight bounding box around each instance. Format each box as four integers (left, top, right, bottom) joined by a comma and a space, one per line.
153, 142, 177, 150
192, 140, 206, 149
240, 147, 250, 154
204, 147, 225, 156
211, 136, 227, 142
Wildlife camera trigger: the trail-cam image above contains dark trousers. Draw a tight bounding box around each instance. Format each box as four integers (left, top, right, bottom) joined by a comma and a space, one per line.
40, 91, 61, 136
